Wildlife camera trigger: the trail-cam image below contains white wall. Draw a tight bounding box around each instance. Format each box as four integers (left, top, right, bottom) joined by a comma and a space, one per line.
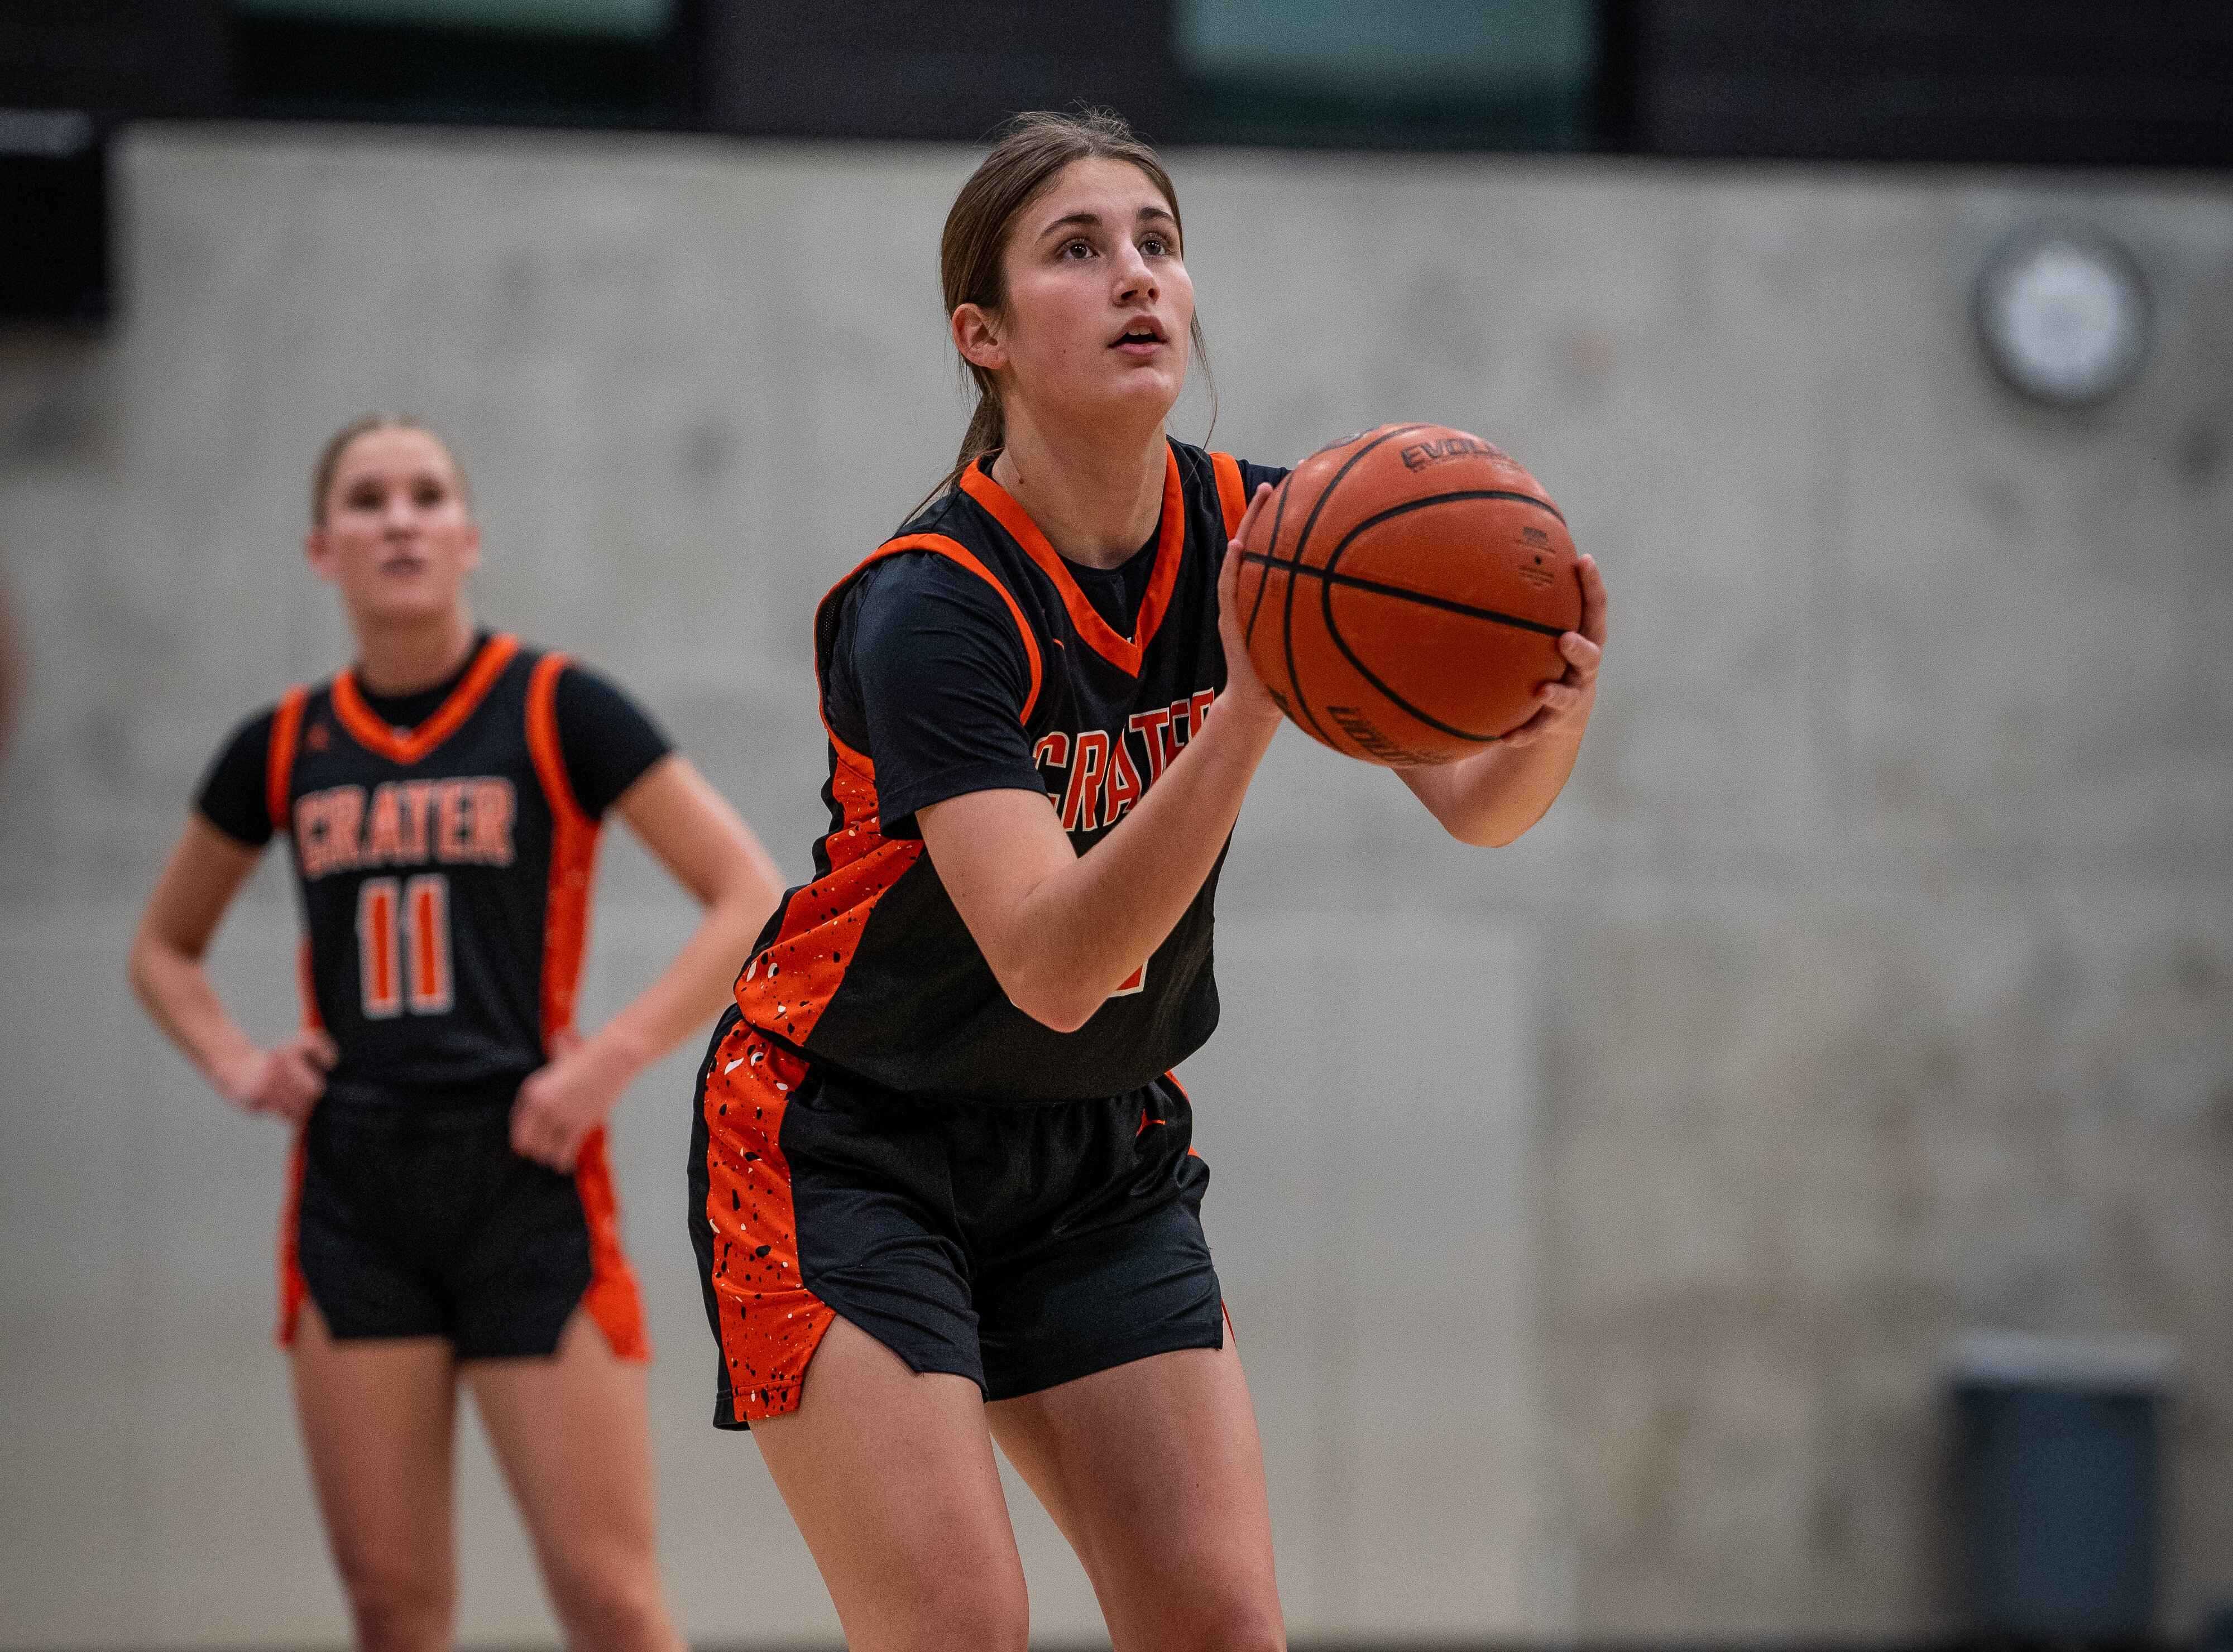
1, 125, 2229, 1641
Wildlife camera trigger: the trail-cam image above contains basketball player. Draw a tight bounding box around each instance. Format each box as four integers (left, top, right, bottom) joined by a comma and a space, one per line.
131, 416, 783, 1652
689, 111, 1606, 1652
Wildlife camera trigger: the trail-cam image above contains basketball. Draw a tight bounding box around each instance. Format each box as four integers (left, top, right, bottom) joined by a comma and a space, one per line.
1235, 424, 1582, 765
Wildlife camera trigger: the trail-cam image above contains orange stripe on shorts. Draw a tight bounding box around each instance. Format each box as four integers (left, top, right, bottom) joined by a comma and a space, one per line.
699, 1019, 834, 1420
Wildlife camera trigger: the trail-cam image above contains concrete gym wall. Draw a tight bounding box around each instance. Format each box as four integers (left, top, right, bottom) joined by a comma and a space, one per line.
0, 126, 2227, 1643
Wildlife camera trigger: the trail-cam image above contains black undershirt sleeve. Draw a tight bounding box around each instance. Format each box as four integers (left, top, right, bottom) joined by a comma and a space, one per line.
553, 663, 674, 820
1237, 458, 1291, 500
194, 707, 278, 847
831, 553, 1042, 839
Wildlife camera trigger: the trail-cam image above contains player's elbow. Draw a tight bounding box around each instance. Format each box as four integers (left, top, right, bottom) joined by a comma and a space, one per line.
1008, 982, 1099, 1035
124, 927, 165, 1009
1439, 797, 1542, 848
1455, 817, 1523, 848
993, 961, 1101, 1035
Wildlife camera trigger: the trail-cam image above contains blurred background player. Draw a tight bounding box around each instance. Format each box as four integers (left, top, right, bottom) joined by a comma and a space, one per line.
689, 112, 1606, 1652
130, 415, 783, 1652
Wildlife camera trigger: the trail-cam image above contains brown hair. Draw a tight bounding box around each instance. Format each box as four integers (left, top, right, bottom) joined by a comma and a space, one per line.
929, 108, 1211, 501
310, 414, 469, 526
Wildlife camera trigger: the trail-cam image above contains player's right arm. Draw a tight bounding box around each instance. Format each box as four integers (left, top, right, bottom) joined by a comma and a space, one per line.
130, 713, 336, 1123
917, 484, 1284, 1032
129, 817, 333, 1123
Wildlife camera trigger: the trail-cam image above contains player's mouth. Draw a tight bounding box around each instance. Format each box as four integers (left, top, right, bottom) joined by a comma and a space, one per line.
1110, 315, 1169, 357
378, 551, 429, 578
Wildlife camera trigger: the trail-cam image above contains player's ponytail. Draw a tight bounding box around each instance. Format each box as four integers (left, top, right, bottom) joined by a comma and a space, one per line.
924, 108, 1211, 508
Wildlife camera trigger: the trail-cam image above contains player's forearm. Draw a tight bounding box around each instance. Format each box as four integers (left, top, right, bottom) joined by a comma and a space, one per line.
587, 883, 777, 1073
128, 934, 262, 1090
1009, 694, 1280, 1029
1406, 707, 1588, 846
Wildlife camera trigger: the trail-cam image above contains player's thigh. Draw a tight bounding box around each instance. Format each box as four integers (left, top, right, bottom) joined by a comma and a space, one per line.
290, 1300, 459, 1609
467, 1309, 675, 1645
466, 1307, 659, 1562
988, 1337, 1283, 1652
750, 1315, 1029, 1652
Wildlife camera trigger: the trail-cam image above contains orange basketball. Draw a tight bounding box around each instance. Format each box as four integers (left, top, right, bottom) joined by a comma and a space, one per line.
1235, 423, 1582, 765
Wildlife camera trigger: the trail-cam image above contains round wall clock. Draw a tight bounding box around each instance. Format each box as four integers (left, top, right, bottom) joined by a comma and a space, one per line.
1973, 227, 2151, 407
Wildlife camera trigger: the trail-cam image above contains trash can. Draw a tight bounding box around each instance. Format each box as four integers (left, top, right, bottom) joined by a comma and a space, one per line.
1950, 1331, 2174, 1638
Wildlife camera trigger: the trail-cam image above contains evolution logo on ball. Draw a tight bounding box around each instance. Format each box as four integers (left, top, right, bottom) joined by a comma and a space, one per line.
1398, 434, 1506, 471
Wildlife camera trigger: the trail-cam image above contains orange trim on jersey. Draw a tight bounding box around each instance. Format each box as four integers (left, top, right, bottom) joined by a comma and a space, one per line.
730, 530, 1052, 1048
525, 651, 600, 1043
266, 685, 308, 838
331, 633, 521, 767
295, 940, 323, 1032
736, 827, 922, 1047
268, 690, 324, 1032
573, 1127, 650, 1362
859, 533, 1044, 723
1210, 451, 1247, 538
961, 446, 1186, 678
276, 1128, 308, 1348
699, 1020, 834, 1421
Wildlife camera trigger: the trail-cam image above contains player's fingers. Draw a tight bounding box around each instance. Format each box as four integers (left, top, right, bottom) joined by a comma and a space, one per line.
1230, 481, 1275, 555
276, 1051, 324, 1101
1217, 536, 1244, 625
1558, 631, 1602, 679
1576, 554, 1608, 645
1532, 683, 1585, 720
1224, 480, 1277, 558
304, 1029, 340, 1069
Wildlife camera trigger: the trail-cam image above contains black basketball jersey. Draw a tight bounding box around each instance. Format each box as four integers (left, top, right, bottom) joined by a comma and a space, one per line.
737, 439, 1286, 1103
263, 635, 603, 1107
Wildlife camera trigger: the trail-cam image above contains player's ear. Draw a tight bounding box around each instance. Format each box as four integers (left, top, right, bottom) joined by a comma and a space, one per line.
303, 527, 339, 586
952, 303, 1005, 373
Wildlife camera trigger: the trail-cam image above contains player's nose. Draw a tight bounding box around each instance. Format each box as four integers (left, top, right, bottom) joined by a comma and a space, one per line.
1112, 244, 1158, 304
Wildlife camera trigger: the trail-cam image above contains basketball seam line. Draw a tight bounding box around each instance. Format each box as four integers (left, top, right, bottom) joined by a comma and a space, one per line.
1239, 553, 1569, 638
1277, 425, 1433, 749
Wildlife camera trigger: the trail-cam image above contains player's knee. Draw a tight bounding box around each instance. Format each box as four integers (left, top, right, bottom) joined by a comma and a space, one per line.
1161, 1591, 1286, 1652
545, 1558, 673, 1652
906, 1577, 1029, 1652
335, 1557, 453, 1652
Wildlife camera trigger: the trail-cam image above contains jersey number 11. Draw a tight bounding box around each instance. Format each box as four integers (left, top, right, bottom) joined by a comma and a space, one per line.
356, 874, 454, 1017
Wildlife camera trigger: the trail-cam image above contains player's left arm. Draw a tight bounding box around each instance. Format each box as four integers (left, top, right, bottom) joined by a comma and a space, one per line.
511, 754, 784, 1171
1397, 553, 1607, 847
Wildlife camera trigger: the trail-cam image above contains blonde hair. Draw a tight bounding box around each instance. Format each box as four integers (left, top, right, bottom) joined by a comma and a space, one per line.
310, 414, 469, 525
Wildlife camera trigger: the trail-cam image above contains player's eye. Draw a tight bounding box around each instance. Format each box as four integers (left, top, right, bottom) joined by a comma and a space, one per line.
413, 480, 445, 507
1059, 238, 1094, 261
344, 483, 382, 512
1141, 232, 1173, 257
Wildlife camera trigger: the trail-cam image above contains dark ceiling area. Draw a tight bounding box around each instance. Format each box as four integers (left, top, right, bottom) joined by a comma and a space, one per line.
6, 0, 2231, 162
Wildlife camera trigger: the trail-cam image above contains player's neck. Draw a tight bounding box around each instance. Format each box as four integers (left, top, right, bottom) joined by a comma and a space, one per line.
991, 415, 1166, 572
351, 611, 480, 697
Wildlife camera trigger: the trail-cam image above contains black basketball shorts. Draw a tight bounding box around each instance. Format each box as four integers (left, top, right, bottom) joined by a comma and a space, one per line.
278, 1095, 648, 1363
688, 1006, 1225, 1428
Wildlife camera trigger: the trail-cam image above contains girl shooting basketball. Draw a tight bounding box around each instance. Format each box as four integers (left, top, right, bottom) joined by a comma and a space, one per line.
131, 417, 783, 1652
691, 111, 1606, 1651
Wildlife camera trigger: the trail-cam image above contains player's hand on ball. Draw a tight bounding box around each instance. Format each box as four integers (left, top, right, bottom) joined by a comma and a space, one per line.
512, 1028, 632, 1173
1497, 553, 1607, 749
217, 1029, 337, 1124
1215, 482, 1287, 733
